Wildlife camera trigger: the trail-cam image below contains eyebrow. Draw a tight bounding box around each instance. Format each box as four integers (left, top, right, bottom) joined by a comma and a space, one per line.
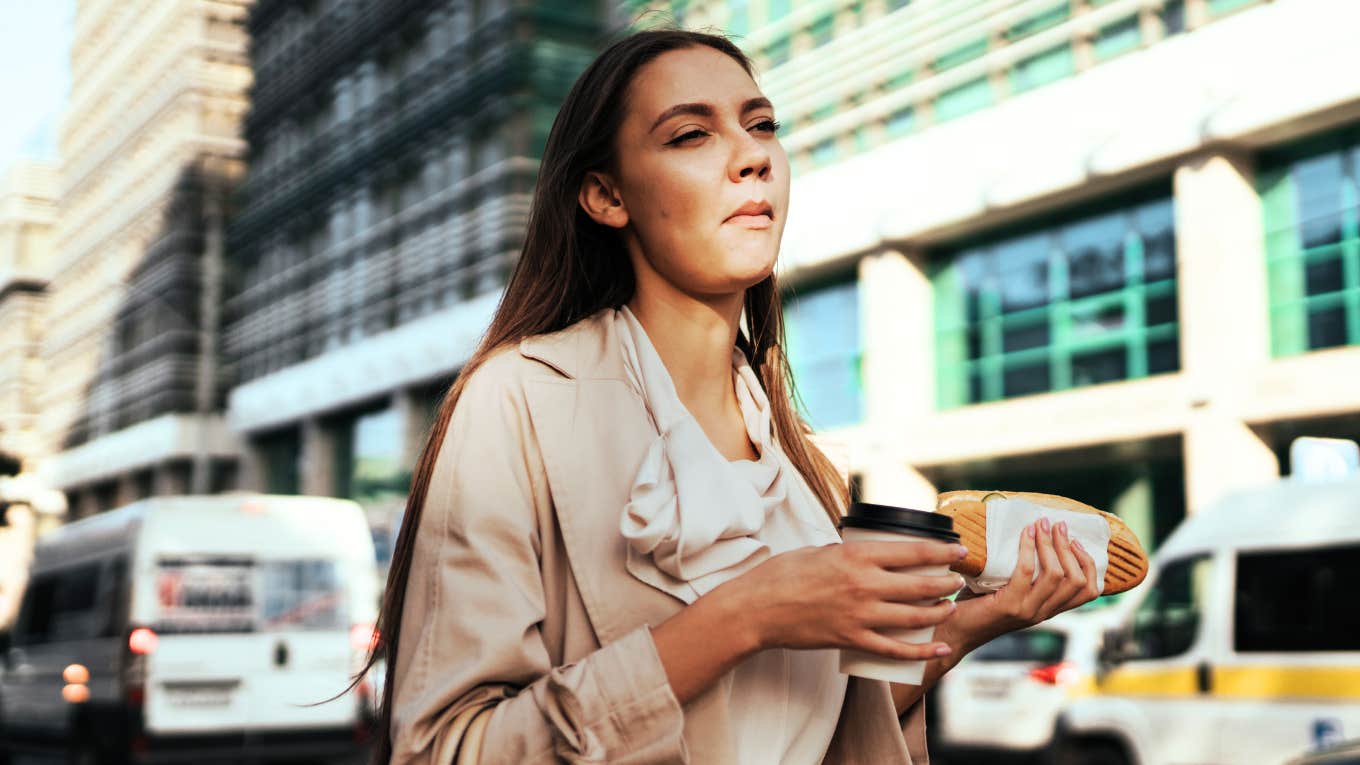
648, 97, 775, 134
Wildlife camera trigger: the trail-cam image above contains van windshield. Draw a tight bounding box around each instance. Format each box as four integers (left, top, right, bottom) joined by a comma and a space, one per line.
155, 557, 346, 634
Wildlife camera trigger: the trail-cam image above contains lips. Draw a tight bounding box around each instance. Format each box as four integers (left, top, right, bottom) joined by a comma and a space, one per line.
726, 199, 774, 221
725, 199, 774, 229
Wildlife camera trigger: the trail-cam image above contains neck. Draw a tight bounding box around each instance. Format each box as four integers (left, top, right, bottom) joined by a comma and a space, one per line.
626, 280, 744, 419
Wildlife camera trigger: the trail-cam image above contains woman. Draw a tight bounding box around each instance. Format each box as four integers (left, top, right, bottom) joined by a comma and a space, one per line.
371, 29, 1101, 764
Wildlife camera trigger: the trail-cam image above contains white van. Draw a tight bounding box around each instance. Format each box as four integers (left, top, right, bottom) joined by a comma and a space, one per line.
0, 494, 379, 763
935, 607, 1119, 757
1054, 470, 1360, 765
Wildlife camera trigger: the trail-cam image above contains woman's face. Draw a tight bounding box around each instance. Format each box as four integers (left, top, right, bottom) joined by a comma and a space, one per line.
583, 45, 790, 300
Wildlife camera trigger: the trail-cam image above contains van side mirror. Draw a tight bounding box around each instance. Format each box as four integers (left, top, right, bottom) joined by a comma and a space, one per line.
1099, 626, 1134, 667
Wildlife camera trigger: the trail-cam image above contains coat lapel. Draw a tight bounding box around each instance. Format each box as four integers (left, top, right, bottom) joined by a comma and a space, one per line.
519, 313, 688, 645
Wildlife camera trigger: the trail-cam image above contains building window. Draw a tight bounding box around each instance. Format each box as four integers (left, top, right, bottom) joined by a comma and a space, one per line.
1094, 16, 1142, 61
933, 192, 1179, 407
810, 138, 837, 166
767, 0, 792, 23
1260, 130, 1360, 357
933, 37, 988, 73
886, 105, 916, 138
933, 77, 994, 123
1208, 0, 1259, 16
809, 13, 834, 48
1161, 0, 1186, 35
1010, 44, 1074, 94
765, 37, 791, 68
783, 278, 863, 430
335, 407, 410, 509
257, 427, 301, 495
727, 0, 749, 36
1005, 3, 1069, 42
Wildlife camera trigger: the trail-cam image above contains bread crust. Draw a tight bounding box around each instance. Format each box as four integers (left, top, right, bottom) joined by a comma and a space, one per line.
935, 490, 1149, 594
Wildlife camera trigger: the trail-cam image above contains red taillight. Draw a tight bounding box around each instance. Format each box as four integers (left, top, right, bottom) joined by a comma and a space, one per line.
129, 627, 159, 655
1028, 661, 1080, 686
350, 623, 379, 654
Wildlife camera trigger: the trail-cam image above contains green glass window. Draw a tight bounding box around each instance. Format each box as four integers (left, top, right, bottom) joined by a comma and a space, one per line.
886, 69, 915, 92
1009, 45, 1074, 94
728, 0, 749, 36
853, 126, 871, 153
934, 38, 988, 72
784, 278, 864, 429
934, 77, 994, 123
886, 105, 916, 138
1005, 3, 1069, 42
934, 193, 1180, 407
768, 0, 792, 22
766, 36, 791, 67
1261, 132, 1360, 356
810, 14, 835, 48
811, 103, 837, 123
1094, 16, 1142, 60
811, 137, 837, 166
1208, 0, 1259, 16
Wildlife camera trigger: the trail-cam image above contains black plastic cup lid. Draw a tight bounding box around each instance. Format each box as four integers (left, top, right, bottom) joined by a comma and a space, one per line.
840, 501, 960, 542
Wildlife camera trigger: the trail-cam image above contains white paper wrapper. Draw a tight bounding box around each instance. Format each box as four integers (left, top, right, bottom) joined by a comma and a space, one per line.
963, 497, 1111, 595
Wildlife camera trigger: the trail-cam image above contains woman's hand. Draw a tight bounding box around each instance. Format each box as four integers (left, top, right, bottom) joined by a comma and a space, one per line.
944, 517, 1101, 652
715, 540, 969, 661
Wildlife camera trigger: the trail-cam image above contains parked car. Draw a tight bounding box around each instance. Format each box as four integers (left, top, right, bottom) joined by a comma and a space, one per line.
0, 494, 379, 763
1055, 468, 1360, 765
935, 606, 1119, 761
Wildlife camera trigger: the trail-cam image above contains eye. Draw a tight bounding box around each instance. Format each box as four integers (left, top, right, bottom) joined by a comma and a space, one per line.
666, 129, 709, 146
753, 119, 782, 134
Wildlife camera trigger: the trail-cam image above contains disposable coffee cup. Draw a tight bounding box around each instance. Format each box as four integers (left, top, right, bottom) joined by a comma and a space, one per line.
838, 501, 961, 686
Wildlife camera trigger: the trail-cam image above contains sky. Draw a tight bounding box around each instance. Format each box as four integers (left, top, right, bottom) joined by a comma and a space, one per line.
0, 0, 74, 176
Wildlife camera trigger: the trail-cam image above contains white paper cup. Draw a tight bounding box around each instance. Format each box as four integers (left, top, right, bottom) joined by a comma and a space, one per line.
837, 503, 960, 686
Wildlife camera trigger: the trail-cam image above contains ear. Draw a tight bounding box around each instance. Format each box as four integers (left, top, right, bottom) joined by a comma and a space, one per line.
578, 170, 630, 229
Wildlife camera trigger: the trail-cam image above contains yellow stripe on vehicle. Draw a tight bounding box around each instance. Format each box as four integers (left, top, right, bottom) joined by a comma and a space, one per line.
1096, 665, 1360, 701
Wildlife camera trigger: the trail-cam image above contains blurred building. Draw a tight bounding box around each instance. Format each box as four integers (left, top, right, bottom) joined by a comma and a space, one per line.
0, 160, 57, 474
34, 0, 254, 517
0, 159, 60, 628
224, 0, 614, 555
669, 0, 1360, 552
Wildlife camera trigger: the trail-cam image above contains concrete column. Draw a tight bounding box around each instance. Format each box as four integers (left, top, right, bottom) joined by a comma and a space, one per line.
857, 249, 938, 510
1174, 151, 1281, 512
114, 473, 140, 507
394, 388, 432, 472
236, 438, 268, 493
300, 417, 337, 497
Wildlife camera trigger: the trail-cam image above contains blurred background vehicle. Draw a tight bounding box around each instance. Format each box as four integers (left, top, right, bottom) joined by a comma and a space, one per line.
1054, 442, 1360, 765
0, 494, 378, 764
933, 606, 1121, 764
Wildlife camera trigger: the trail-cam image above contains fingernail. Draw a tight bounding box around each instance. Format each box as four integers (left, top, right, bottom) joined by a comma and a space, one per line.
1057, 521, 1068, 536
1072, 538, 1086, 553
1039, 517, 1051, 532
935, 644, 952, 656
954, 544, 969, 559
1026, 524, 1036, 539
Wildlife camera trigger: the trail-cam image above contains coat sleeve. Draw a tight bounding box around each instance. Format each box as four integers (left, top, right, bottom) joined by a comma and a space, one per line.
388, 353, 688, 764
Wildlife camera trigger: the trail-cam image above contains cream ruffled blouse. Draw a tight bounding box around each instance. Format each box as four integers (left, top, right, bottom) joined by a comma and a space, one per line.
614, 306, 848, 765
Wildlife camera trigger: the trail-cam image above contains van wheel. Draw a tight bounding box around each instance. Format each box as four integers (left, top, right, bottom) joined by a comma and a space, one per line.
1053, 738, 1132, 765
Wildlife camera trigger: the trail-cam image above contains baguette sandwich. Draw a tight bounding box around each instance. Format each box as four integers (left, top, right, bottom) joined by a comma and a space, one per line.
935, 490, 1149, 595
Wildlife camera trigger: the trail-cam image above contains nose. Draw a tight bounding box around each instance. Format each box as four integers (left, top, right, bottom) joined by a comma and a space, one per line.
729, 129, 772, 183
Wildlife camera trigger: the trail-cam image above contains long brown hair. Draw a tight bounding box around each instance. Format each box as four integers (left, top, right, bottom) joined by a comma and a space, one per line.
363, 28, 848, 762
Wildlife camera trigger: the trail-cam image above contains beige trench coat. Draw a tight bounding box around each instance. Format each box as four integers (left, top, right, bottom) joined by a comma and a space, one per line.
389, 309, 931, 764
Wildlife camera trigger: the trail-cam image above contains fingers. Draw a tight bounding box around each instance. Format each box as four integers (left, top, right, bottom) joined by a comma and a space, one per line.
1024, 518, 1066, 614
1059, 536, 1101, 611
1039, 521, 1088, 614
862, 599, 957, 630
851, 539, 968, 570
873, 570, 965, 603
853, 629, 953, 662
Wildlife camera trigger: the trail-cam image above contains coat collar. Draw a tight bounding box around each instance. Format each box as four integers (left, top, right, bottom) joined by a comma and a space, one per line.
517, 307, 630, 382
